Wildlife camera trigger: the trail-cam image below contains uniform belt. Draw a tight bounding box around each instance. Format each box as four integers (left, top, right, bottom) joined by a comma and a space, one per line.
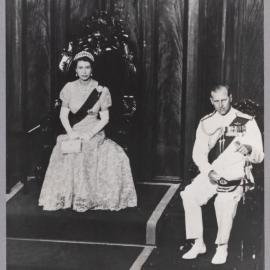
217, 178, 241, 187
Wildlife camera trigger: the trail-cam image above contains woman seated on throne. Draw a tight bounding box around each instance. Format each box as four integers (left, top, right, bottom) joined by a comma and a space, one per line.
38, 51, 137, 212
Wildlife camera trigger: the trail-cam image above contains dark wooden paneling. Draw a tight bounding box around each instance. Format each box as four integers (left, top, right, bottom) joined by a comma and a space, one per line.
51, 0, 71, 99
224, 0, 263, 105
111, 0, 186, 179
196, 0, 263, 114
6, 0, 25, 191
133, 0, 160, 179
25, 0, 52, 128
155, 0, 185, 177
183, 0, 199, 178
197, 0, 224, 116
6, 0, 23, 132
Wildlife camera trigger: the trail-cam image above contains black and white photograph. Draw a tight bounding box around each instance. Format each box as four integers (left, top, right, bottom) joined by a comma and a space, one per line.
4, 0, 267, 269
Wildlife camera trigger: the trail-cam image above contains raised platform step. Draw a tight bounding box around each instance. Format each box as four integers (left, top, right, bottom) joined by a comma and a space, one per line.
7, 180, 180, 246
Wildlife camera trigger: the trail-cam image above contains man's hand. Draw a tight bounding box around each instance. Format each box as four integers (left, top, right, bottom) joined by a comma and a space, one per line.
234, 141, 252, 156
208, 170, 221, 184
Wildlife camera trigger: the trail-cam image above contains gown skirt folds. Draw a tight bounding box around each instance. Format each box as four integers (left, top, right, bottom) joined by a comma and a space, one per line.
38, 112, 137, 212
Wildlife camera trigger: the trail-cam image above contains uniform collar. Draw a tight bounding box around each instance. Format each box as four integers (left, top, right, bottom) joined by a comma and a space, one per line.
214, 107, 237, 128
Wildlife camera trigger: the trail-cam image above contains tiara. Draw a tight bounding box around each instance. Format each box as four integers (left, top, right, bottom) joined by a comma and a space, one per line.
73, 51, 95, 62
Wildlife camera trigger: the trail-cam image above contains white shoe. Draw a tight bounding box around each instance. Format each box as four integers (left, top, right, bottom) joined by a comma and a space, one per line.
211, 245, 228, 264
182, 242, 206, 259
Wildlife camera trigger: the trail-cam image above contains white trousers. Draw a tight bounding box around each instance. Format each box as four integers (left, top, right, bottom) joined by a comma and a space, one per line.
180, 173, 243, 245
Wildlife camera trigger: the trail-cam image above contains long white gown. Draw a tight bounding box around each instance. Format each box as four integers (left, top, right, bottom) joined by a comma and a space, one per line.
38, 79, 137, 212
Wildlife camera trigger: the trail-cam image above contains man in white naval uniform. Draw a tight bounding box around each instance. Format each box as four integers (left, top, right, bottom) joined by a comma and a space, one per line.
181, 85, 264, 264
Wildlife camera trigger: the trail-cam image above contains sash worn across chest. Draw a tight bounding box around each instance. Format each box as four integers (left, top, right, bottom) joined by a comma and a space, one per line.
69, 89, 101, 127
208, 116, 250, 164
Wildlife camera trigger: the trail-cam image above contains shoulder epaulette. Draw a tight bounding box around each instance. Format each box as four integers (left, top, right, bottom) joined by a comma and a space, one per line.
200, 111, 216, 122
235, 111, 253, 121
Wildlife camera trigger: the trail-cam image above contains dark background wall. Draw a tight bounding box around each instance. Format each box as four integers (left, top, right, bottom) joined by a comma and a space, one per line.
6, 0, 264, 190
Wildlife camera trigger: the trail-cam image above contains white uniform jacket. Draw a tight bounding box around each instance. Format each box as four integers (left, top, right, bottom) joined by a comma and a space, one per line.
192, 107, 264, 181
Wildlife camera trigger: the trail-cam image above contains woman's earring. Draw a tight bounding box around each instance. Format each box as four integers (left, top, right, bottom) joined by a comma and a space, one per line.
75, 73, 78, 77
